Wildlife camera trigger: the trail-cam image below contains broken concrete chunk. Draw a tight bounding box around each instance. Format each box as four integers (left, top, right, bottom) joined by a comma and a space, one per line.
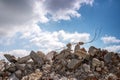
4, 54, 17, 63
17, 55, 31, 63
30, 51, 44, 67
67, 59, 81, 70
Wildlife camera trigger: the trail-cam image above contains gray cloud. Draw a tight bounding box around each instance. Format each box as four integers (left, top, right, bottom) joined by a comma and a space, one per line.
0, 0, 35, 37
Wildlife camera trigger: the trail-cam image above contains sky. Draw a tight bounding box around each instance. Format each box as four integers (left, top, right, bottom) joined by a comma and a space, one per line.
0, 0, 120, 58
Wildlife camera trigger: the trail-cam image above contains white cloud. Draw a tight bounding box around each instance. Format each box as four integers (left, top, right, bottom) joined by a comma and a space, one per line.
101, 36, 120, 44
0, 0, 93, 53
104, 45, 120, 53
42, 0, 94, 21
29, 30, 90, 52
0, 49, 30, 59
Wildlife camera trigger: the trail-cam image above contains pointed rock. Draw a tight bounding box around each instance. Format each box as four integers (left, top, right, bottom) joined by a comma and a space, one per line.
4, 54, 17, 63
30, 51, 44, 67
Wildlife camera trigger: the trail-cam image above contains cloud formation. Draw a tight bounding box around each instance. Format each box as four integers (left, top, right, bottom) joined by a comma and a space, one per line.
101, 36, 120, 44
104, 45, 120, 53
29, 30, 90, 52
0, 0, 93, 55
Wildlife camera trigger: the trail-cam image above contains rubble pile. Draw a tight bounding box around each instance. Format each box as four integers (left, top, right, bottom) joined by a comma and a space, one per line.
0, 45, 120, 80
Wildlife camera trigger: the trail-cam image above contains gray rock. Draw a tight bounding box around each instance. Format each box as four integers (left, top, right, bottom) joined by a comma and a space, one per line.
92, 58, 101, 68
104, 52, 113, 63
0, 60, 5, 71
8, 73, 19, 80
88, 46, 98, 56
55, 50, 70, 60
4, 54, 17, 63
15, 70, 22, 79
7, 63, 16, 72
17, 55, 31, 63
15, 63, 26, 70
30, 51, 44, 67
67, 59, 81, 70
82, 63, 91, 72
37, 51, 46, 60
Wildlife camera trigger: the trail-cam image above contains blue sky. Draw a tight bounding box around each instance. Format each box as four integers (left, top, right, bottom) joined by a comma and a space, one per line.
0, 0, 120, 58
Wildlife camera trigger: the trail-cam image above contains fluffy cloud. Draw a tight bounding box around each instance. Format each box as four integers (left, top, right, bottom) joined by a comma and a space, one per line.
0, 0, 93, 53
0, 0, 93, 37
42, 0, 94, 21
0, 49, 30, 60
104, 45, 120, 53
29, 30, 90, 52
101, 36, 120, 44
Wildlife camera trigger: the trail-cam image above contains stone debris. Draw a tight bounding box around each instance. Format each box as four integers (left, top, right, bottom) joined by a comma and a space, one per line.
0, 44, 120, 80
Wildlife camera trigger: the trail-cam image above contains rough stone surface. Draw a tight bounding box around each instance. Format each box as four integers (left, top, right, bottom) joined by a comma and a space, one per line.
30, 51, 44, 67
17, 55, 31, 63
4, 54, 17, 63
67, 59, 81, 70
